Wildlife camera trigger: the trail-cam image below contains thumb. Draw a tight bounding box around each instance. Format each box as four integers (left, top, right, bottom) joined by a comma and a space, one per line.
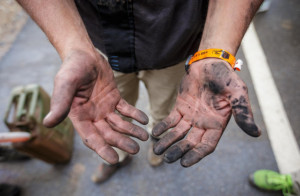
43, 73, 77, 128
230, 87, 261, 137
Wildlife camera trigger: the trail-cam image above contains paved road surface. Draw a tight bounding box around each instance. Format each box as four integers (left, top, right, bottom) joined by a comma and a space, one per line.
0, 0, 298, 195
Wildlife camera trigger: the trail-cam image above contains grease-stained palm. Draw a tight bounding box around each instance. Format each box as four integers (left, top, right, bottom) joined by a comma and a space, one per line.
43, 50, 149, 164
153, 59, 260, 167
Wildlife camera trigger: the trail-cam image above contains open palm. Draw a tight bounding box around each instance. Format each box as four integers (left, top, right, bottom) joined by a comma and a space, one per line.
43, 50, 149, 164
153, 59, 260, 167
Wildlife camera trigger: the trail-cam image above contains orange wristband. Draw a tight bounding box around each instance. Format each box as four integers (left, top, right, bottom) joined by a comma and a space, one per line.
185, 49, 242, 72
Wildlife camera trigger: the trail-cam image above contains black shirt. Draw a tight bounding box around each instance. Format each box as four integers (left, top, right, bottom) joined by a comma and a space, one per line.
75, 0, 208, 73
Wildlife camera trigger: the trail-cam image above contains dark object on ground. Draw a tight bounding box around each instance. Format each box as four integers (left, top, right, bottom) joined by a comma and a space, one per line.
4, 84, 74, 164
0, 183, 22, 196
0, 147, 30, 162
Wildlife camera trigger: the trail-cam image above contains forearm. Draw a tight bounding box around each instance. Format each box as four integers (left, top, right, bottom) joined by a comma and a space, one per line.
17, 0, 95, 60
199, 0, 263, 55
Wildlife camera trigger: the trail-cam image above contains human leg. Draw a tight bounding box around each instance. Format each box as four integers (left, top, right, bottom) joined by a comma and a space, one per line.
139, 61, 185, 166
92, 50, 140, 183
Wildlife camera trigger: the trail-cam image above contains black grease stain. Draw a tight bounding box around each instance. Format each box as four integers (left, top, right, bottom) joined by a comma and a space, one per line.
231, 98, 239, 105
204, 67, 209, 74
164, 142, 192, 163
152, 122, 167, 136
208, 80, 224, 94
232, 105, 249, 115
214, 121, 223, 129
154, 131, 182, 155
212, 96, 221, 110
211, 62, 230, 76
126, 140, 140, 154
181, 150, 202, 167
132, 126, 148, 141
235, 114, 259, 137
231, 95, 260, 137
153, 142, 164, 155
232, 96, 249, 114
164, 145, 182, 163
239, 96, 247, 104
226, 78, 232, 86
138, 111, 149, 124
204, 62, 232, 94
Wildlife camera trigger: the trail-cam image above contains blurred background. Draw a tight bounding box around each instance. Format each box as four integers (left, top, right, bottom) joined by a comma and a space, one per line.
0, 0, 299, 195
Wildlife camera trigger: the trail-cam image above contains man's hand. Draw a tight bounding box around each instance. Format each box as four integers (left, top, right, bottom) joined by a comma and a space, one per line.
17, 0, 149, 165
152, 58, 261, 167
43, 50, 149, 164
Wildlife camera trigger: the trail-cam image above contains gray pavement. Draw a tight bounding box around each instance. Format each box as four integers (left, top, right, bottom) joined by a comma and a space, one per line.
1, 1, 298, 195
254, 0, 300, 148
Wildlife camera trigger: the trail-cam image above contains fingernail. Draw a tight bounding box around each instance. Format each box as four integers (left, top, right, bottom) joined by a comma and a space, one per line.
43, 111, 52, 127
153, 143, 164, 155
44, 111, 52, 121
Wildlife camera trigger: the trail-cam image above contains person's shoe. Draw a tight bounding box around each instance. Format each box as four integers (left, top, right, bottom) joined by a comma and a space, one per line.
91, 155, 132, 184
0, 147, 31, 162
249, 169, 294, 196
147, 137, 163, 167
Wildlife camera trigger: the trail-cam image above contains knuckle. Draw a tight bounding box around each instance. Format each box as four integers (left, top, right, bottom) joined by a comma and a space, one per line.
95, 145, 108, 157
128, 125, 136, 134
102, 131, 112, 139
55, 72, 78, 85
66, 75, 79, 84
116, 138, 123, 147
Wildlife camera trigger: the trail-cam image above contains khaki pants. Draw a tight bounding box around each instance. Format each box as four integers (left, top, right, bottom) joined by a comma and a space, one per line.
97, 49, 185, 163
113, 62, 185, 162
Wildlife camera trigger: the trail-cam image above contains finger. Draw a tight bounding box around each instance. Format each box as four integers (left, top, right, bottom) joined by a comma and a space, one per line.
164, 127, 205, 163
95, 121, 140, 154
106, 113, 149, 141
43, 73, 76, 128
230, 86, 261, 137
74, 120, 119, 164
153, 120, 191, 155
116, 99, 149, 125
181, 129, 222, 167
152, 109, 181, 137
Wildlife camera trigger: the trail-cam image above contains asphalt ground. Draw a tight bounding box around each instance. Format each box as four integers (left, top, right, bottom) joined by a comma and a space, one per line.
253, 0, 300, 149
0, 0, 298, 195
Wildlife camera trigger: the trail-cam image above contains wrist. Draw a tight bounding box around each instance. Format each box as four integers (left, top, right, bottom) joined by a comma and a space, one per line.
58, 36, 95, 60
186, 48, 242, 73
198, 42, 238, 56
189, 58, 232, 73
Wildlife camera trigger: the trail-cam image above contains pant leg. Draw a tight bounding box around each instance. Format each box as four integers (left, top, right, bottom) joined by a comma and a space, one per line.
138, 61, 186, 137
97, 48, 139, 163
291, 170, 300, 196
109, 70, 139, 163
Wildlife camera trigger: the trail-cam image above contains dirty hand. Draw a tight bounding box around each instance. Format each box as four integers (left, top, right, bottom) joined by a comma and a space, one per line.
43, 50, 149, 164
152, 58, 261, 167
